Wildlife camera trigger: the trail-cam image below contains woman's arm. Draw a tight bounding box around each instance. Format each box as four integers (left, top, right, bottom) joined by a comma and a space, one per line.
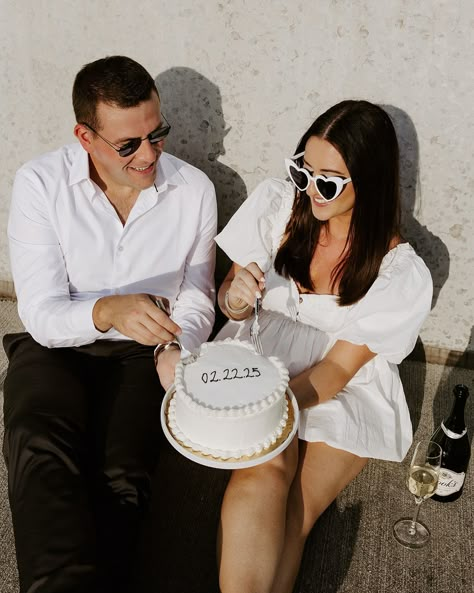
290, 339, 376, 409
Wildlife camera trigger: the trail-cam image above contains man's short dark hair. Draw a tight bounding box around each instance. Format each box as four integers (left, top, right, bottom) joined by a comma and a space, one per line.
72, 55, 159, 130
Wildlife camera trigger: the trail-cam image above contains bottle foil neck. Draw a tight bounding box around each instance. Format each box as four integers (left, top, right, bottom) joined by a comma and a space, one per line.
441, 421, 467, 439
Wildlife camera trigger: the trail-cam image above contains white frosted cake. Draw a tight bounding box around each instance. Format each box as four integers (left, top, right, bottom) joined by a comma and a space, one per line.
167, 339, 290, 460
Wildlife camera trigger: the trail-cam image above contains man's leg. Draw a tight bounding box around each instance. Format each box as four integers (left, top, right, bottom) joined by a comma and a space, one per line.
83, 341, 164, 592
2, 333, 99, 593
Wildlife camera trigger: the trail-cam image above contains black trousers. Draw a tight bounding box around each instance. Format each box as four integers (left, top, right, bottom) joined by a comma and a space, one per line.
2, 333, 165, 593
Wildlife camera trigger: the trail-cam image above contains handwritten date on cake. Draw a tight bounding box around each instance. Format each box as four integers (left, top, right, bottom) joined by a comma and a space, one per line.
201, 367, 261, 383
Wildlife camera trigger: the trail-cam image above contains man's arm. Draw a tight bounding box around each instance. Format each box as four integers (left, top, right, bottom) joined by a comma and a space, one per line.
152, 181, 217, 390
9, 167, 180, 348
170, 182, 218, 353
92, 293, 180, 345
8, 168, 106, 347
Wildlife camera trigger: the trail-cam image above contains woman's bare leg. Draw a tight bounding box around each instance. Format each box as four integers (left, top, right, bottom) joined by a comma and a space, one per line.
272, 441, 368, 593
218, 437, 298, 593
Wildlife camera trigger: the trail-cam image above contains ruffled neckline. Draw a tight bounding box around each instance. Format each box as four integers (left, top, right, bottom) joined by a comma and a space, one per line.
293, 242, 414, 299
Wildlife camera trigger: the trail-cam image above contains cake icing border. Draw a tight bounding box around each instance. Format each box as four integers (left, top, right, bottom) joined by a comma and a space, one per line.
174, 338, 289, 418
166, 390, 295, 461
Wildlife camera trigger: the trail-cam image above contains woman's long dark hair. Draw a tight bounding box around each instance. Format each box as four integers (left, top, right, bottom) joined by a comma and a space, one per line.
274, 100, 400, 306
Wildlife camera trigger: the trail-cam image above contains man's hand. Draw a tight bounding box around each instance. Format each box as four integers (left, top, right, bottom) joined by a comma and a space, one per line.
92, 293, 182, 345
156, 346, 181, 391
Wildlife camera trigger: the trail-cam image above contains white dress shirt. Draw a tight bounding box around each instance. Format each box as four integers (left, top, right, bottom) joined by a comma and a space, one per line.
8, 143, 217, 351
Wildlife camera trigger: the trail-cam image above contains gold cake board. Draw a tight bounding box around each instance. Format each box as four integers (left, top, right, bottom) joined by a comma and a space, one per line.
160, 388, 299, 470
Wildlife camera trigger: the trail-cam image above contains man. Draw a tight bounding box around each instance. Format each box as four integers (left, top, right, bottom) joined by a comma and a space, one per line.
3, 55, 217, 593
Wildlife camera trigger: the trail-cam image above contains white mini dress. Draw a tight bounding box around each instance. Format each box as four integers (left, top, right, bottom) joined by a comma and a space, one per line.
215, 178, 433, 461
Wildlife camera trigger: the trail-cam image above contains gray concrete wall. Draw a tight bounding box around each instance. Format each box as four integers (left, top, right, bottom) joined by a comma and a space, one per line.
1, 0, 472, 353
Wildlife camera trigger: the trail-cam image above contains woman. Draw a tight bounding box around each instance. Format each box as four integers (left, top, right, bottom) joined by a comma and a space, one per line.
214, 100, 432, 593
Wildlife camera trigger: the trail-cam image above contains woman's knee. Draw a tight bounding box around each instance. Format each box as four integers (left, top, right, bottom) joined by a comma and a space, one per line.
266, 436, 299, 484
288, 444, 368, 539
230, 438, 299, 493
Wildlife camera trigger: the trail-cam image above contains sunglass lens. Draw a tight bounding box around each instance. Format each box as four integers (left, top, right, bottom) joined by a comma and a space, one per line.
150, 126, 170, 143
289, 166, 308, 191
316, 178, 338, 200
119, 139, 141, 157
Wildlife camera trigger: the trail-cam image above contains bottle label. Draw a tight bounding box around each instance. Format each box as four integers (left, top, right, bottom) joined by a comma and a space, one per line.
435, 468, 466, 496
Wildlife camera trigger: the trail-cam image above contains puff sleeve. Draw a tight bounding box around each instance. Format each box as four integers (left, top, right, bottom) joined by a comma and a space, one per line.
215, 178, 294, 272
333, 244, 433, 364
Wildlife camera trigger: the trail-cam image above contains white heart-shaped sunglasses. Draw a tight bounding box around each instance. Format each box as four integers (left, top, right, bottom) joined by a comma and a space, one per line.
285, 151, 352, 202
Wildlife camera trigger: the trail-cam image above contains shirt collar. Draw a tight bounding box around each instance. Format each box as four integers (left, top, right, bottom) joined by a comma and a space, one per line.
68, 143, 91, 186
154, 152, 188, 192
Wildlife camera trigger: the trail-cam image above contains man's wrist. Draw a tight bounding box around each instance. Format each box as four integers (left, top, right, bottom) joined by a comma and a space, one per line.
92, 297, 113, 332
154, 339, 181, 366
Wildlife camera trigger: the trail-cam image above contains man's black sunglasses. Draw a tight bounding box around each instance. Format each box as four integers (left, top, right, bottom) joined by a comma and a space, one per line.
81, 115, 171, 157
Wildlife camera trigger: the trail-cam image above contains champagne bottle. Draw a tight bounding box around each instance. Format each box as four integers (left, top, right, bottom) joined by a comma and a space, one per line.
430, 384, 470, 502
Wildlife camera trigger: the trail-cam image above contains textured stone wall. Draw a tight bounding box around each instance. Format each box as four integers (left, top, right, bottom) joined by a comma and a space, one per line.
1, 0, 472, 353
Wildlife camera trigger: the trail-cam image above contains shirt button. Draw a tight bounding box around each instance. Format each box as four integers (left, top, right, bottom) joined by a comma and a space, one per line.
118, 246, 124, 252
299, 296, 303, 304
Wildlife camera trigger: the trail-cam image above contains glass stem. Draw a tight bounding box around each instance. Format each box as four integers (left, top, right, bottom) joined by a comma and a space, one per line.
409, 498, 423, 535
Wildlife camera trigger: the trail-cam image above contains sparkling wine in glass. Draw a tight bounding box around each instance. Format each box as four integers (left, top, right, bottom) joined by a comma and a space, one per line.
393, 440, 442, 549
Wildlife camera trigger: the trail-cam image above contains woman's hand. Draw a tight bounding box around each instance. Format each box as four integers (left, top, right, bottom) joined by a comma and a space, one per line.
218, 262, 266, 321
226, 262, 266, 310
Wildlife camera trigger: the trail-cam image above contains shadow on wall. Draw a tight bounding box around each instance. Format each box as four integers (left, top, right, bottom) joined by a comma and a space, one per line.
155, 67, 248, 284
383, 105, 451, 434
383, 105, 450, 310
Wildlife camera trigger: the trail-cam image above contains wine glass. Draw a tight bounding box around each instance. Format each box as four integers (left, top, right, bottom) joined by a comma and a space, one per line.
393, 439, 442, 549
